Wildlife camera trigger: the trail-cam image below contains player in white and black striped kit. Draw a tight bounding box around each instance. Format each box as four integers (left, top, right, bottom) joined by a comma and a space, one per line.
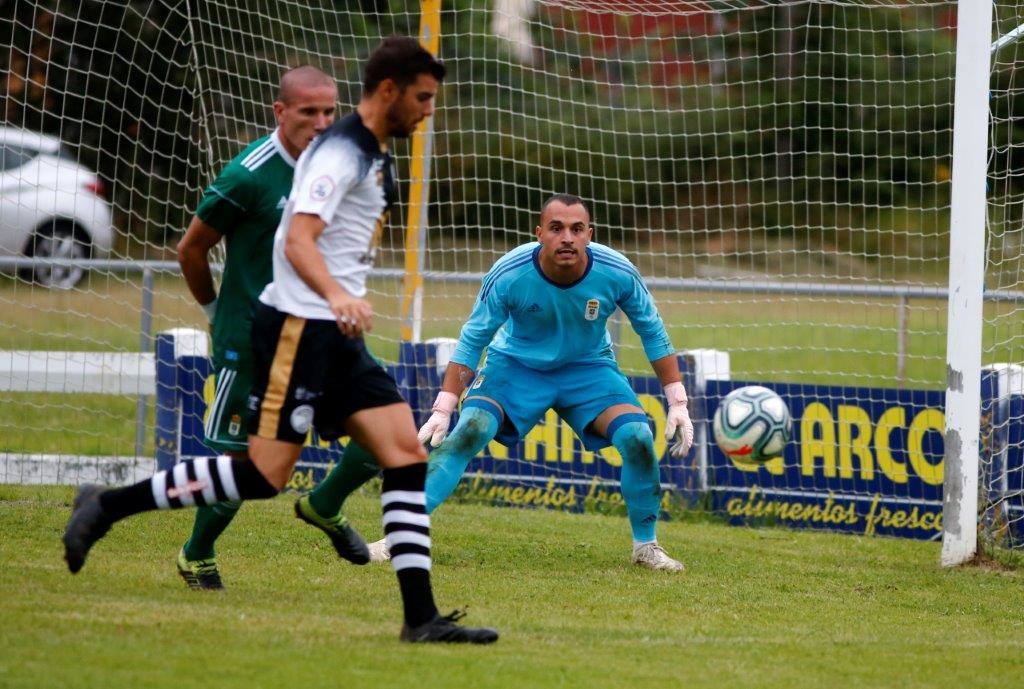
62, 37, 498, 644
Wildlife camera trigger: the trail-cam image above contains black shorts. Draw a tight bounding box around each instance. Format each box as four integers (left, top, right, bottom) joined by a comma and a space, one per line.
247, 303, 405, 444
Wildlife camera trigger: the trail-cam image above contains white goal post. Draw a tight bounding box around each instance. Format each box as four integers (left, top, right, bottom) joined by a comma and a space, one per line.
940, 0, 991, 567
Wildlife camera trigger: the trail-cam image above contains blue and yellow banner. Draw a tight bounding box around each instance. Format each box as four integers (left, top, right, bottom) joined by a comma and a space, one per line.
154, 334, 1023, 544
704, 380, 945, 540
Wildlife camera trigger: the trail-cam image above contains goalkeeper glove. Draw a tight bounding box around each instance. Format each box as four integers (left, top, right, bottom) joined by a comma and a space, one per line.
663, 381, 694, 458
417, 391, 458, 447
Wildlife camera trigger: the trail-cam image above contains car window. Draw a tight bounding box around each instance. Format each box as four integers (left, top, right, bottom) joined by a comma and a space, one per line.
0, 144, 37, 172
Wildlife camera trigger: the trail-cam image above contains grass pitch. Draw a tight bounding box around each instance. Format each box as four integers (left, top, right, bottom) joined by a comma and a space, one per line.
1, 484, 1021, 689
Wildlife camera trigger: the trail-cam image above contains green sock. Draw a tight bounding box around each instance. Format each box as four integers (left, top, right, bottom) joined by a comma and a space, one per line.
307, 441, 380, 519
182, 501, 242, 561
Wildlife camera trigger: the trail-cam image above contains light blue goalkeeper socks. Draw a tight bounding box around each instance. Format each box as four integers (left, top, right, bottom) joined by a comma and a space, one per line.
610, 414, 661, 544
425, 405, 500, 513
423, 405, 662, 543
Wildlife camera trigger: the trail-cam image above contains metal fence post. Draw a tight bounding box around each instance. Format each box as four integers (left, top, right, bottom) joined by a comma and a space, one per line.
135, 268, 154, 457
896, 293, 908, 387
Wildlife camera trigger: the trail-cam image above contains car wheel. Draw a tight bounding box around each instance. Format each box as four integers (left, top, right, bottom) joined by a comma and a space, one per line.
23, 221, 90, 289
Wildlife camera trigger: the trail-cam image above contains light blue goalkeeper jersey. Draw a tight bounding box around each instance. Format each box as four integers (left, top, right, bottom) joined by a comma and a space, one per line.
449, 242, 675, 372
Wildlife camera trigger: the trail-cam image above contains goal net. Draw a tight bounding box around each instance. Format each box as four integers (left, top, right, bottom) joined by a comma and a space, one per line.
1, 1, 1019, 553
983, 4, 1024, 554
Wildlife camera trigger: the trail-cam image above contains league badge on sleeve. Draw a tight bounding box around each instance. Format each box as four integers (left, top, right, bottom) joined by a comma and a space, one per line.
310, 175, 335, 201
584, 298, 600, 321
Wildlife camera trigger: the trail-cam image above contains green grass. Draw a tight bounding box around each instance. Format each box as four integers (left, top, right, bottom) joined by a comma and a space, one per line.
1, 484, 1021, 688
0, 393, 154, 456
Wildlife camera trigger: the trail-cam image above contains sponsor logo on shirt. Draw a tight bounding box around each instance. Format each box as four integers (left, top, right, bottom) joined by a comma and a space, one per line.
584, 298, 600, 321
293, 387, 318, 401
310, 175, 335, 201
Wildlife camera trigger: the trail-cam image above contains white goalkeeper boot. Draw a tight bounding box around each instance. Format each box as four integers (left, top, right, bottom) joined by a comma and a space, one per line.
631, 542, 684, 572
368, 537, 391, 563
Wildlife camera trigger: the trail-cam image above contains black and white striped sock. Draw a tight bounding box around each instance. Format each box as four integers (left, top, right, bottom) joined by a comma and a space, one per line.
99, 456, 277, 522
382, 462, 439, 628
151, 455, 239, 509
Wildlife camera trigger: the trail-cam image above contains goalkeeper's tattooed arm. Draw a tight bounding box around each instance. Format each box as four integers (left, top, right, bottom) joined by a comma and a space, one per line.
649, 353, 682, 389
440, 361, 476, 397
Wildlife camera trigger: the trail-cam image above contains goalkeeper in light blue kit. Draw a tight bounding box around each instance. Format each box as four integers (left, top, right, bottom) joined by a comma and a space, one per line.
370, 193, 694, 570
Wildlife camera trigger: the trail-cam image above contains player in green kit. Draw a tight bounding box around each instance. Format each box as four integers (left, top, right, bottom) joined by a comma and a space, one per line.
175, 66, 380, 589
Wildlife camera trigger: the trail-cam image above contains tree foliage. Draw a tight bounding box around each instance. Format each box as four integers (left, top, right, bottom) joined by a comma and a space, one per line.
0, 1, 967, 255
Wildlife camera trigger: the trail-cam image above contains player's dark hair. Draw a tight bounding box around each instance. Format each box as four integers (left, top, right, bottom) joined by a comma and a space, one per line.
363, 36, 446, 94
541, 193, 589, 215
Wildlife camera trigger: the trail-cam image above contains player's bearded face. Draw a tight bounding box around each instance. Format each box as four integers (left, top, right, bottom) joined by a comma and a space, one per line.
386, 74, 439, 138
536, 202, 592, 269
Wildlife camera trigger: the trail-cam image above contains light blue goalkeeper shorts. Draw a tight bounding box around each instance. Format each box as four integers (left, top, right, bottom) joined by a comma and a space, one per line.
462, 352, 641, 451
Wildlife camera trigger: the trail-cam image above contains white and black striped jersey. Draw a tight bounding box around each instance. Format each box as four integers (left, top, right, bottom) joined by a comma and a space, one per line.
259, 112, 397, 320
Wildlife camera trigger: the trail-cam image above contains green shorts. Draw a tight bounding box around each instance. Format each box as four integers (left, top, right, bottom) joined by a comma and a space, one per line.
203, 361, 253, 452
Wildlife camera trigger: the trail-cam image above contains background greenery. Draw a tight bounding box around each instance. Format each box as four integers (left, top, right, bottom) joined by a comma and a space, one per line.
2, 0, 1005, 278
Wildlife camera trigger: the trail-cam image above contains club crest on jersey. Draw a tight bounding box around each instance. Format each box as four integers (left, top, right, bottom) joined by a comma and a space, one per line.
584, 298, 600, 321
310, 175, 335, 201
290, 404, 315, 434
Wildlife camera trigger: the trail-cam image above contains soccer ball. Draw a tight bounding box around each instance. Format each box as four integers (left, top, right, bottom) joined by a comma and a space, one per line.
712, 385, 792, 462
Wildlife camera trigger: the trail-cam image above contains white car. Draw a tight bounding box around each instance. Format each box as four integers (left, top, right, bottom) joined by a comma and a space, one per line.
0, 126, 114, 288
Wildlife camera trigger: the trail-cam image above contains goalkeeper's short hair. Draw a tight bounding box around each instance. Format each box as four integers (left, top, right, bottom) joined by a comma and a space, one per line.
541, 193, 588, 214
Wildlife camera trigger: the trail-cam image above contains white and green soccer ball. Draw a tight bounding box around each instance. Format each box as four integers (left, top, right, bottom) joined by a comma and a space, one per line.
712, 385, 792, 463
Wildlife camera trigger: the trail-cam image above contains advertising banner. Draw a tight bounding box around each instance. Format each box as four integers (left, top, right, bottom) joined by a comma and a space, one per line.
704, 380, 945, 540
155, 332, 1022, 543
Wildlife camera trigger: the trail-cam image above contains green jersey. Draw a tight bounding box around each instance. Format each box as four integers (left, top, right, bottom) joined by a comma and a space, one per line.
195, 129, 296, 365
